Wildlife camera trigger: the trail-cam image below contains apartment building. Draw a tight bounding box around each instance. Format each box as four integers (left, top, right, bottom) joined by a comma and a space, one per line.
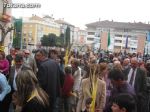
22, 15, 60, 49
74, 27, 87, 44
86, 20, 150, 54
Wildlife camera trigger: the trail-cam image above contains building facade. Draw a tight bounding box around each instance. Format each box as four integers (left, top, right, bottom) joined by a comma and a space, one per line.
22, 15, 60, 49
74, 27, 87, 45
86, 20, 150, 54
55, 19, 75, 45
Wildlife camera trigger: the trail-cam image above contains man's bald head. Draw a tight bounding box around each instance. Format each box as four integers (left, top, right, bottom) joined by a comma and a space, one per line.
130, 57, 138, 69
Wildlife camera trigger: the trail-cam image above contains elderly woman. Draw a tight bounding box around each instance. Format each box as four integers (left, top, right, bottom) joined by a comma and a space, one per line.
0, 51, 9, 77
76, 64, 106, 112
14, 65, 49, 112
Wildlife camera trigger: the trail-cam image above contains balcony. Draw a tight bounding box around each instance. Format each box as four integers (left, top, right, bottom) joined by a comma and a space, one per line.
114, 37, 123, 41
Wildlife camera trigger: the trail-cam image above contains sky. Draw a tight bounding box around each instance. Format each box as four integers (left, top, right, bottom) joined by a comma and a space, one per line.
11, 0, 150, 29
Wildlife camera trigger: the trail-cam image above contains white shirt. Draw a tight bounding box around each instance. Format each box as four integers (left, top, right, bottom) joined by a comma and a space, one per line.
13, 68, 21, 91
127, 68, 137, 87
73, 67, 82, 92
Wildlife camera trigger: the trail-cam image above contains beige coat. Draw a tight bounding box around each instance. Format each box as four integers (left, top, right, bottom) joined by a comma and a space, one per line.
76, 78, 106, 112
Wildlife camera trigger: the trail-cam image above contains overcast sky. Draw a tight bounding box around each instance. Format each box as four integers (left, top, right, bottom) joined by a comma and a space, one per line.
12, 0, 150, 29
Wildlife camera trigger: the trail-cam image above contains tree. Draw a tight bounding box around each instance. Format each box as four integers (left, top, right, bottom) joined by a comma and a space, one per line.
48, 33, 57, 47
41, 33, 58, 47
41, 35, 49, 46
12, 19, 22, 49
65, 26, 70, 47
56, 37, 63, 47
12, 36, 21, 49
59, 33, 65, 47
0, 23, 13, 46
0, 1, 14, 46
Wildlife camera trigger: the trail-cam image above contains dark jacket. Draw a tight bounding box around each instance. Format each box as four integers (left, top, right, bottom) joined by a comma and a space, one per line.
37, 58, 64, 111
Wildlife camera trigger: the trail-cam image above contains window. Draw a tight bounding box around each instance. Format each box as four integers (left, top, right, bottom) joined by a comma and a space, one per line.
115, 34, 122, 37
114, 46, 121, 49
87, 37, 94, 41
88, 32, 95, 35
115, 40, 122, 43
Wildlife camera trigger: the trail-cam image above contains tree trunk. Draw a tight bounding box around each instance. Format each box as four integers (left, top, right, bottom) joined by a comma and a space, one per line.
0, 33, 6, 46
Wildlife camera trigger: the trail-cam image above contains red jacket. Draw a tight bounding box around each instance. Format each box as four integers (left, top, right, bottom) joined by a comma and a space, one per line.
62, 74, 74, 97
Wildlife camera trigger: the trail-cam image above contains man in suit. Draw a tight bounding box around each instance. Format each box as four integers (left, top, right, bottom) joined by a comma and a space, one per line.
122, 58, 131, 80
9, 54, 24, 91
36, 48, 64, 112
127, 57, 147, 112
76, 64, 106, 112
23, 49, 37, 75
8, 54, 24, 112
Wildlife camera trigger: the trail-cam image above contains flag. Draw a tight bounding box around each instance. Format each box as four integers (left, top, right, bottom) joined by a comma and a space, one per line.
147, 31, 150, 42
107, 30, 110, 47
125, 35, 128, 49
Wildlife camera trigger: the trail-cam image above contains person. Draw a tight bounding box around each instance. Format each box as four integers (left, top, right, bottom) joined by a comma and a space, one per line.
23, 49, 37, 75
0, 51, 9, 77
36, 48, 64, 112
127, 57, 147, 112
71, 58, 82, 111
76, 64, 106, 112
8, 54, 25, 112
14, 65, 49, 112
99, 63, 113, 111
6, 48, 16, 68
83, 98, 93, 112
49, 49, 58, 60
62, 66, 74, 112
111, 93, 136, 112
145, 60, 150, 77
0, 72, 11, 112
122, 58, 131, 80
9, 54, 24, 91
104, 68, 136, 112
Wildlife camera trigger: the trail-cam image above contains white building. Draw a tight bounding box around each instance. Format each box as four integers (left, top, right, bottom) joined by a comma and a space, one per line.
86, 20, 149, 54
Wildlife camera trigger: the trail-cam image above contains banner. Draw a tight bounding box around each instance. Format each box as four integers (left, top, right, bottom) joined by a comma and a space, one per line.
125, 35, 128, 49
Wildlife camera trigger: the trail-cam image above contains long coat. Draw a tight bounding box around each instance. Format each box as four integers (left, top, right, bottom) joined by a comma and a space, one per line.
76, 78, 106, 112
37, 58, 64, 111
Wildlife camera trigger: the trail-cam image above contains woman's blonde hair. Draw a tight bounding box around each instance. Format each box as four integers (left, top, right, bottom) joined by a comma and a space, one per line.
16, 65, 49, 106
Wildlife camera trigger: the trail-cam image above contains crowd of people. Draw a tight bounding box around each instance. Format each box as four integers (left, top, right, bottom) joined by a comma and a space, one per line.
0, 47, 150, 112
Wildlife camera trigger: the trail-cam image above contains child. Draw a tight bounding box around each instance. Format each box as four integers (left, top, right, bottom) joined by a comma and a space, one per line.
111, 93, 136, 112
62, 66, 74, 112
83, 98, 93, 112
